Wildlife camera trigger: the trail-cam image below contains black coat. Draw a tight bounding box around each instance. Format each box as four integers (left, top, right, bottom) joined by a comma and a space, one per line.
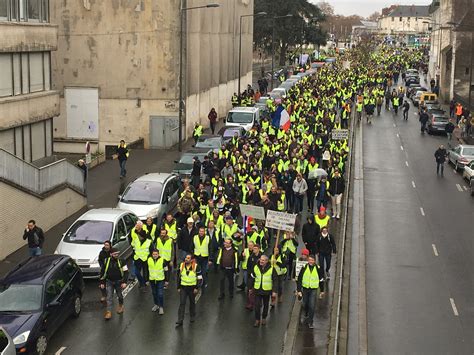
178, 227, 197, 253
302, 222, 320, 245
316, 233, 337, 254
22, 226, 45, 248
192, 160, 201, 177
329, 175, 345, 195
434, 148, 447, 163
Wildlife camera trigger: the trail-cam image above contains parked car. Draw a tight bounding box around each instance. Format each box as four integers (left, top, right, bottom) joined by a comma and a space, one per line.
194, 135, 223, 153
270, 87, 287, 99
117, 173, 180, 223
425, 103, 445, 112
0, 327, 15, 355
462, 160, 474, 182
225, 107, 260, 131
407, 85, 426, 99
427, 113, 449, 135
419, 92, 438, 107
448, 144, 474, 171
413, 90, 426, 107
0, 255, 84, 355
470, 178, 474, 197
172, 149, 211, 181
55, 208, 139, 277
405, 75, 420, 86
217, 126, 247, 143
255, 96, 269, 112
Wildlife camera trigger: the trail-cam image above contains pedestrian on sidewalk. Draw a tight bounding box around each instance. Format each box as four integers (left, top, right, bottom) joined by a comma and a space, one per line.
145, 249, 168, 315
208, 108, 217, 135
316, 226, 336, 280
193, 122, 203, 145
22, 220, 45, 257
297, 255, 324, 329
402, 100, 410, 121
98, 241, 112, 303
99, 248, 128, 320
434, 145, 447, 176
455, 103, 463, 124
217, 238, 239, 300
115, 140, 129, 178
175, 253, 202, 327
249, 255, 278, 327
449, 99, 455, 118
77, 159, 88, 182
445, 119, 455, 142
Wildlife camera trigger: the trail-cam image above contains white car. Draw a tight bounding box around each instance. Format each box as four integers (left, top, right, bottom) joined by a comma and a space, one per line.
117, 173, 180, 223
462, 160, 474, 181
54, 208, 138, 277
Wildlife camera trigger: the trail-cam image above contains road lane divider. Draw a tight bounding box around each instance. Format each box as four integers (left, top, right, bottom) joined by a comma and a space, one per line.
456, 184, 463, 192
400, 145, 404, 151
450, 298, 459, 316
420, 207, 425, 216
463, 185, 468, 191
55, 347, 67, 355
412, 181, 416, 188
405, 161, 409, 167
431, 244, 439, 256
123, 279, 138, 298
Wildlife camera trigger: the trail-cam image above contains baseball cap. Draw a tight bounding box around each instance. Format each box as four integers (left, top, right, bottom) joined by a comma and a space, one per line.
187, 217, 194, 223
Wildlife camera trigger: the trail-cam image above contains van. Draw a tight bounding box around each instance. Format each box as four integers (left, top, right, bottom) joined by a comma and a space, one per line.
225, 107, 260, 131
419, 92, 438, 106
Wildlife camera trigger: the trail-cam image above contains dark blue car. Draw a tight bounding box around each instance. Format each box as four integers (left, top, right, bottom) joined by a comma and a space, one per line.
0, 255, 84, 355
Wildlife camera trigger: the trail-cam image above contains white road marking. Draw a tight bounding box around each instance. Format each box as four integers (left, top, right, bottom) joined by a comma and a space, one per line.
463, 185, 468, 191
450, 298, 459, 316
456, 184, 463, 192
453, 169, 457, 174
122, 279, 138, 298
195, 289, 202, 303
432, 244, 439, 256
412, 181, 416, 188
393, 123, 396, 127
405, 161, 409, 167
55, 347, 67, 355
413, 112, 418, 116
400, 145, 404, 151
396, 133, 399, 138
420, 207, 425, 216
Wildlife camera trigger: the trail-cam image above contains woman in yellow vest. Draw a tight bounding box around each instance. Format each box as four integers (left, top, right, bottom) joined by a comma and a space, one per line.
249, 255, 277, 327
176, 253, 202, 327
296, 255, 324, 329
145, 249, 168, 314
270, 247, 287, 305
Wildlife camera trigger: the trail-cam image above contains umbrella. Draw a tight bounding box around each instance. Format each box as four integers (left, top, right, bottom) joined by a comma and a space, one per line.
308, 168, 327, 180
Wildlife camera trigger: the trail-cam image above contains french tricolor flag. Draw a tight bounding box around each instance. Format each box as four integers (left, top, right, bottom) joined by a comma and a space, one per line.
272, 105, 291, 131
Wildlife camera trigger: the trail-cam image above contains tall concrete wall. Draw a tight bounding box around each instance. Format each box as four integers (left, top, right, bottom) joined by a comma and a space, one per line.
0, 182, 86, 260
51, 0, 254, 149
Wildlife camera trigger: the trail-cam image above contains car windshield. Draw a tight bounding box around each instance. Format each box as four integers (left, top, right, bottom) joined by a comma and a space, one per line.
0, 284, 42, 312
179, 155, 197, 165
223, 129, 240, 138
462, 147, 474, 156
121, 181, 163, 204
64, 220, 113, 244
433, 117, 448, 122
195, 137, 221, 148
227, 112, 254, 124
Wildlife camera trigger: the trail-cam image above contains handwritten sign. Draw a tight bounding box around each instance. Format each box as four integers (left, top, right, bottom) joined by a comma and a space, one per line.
265, 210, 297, 232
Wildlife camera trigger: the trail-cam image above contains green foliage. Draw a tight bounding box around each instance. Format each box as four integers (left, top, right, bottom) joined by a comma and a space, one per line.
254, 0, 327, 62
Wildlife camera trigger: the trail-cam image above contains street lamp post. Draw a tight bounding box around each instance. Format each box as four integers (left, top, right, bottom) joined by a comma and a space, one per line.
178, 2, 220, 152
271, 14, 293, 90
238, 11, 267, 96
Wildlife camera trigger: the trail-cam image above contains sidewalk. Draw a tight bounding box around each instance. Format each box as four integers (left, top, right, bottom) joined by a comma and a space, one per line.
0, 122, 219, 276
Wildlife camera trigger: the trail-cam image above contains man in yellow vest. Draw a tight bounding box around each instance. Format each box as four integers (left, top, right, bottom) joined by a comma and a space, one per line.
193, 122, 203, 145
193, 227, 210, 288
296, 254, 324, 329
156, 228, 174, 283
176, 253, 202, 327
271, 247, 287, 306
145, 249, 168, 315
249, 255, 277, 327
131, 229, 152, 289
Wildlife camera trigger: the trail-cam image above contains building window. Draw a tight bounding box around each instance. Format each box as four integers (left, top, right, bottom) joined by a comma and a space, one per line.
0, 0, 48, 22
399, 17, 402, 22
392, 17, 394, 22
0, 51, 51, 97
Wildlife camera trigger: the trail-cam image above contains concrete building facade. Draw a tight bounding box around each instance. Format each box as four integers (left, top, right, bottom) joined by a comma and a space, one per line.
378, 5, 430, 44
51, 0, 254, 153
0, 0, 59, 163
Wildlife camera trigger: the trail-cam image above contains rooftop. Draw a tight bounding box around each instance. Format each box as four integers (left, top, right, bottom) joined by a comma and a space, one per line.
387, 5, 430, 18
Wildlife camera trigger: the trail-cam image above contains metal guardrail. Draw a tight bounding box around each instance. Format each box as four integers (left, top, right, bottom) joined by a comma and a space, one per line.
0, 148, 85, 195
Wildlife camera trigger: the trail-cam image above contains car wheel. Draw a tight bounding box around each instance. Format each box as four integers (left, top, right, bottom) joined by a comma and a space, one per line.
35, 334, 48, 355
72, 294, 82, 318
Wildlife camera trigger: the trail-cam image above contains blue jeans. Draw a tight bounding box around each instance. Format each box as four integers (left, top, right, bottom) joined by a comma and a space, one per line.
302, 288, 317, 324
134, 259, 146, 286
319, 252, 332, 273
29, 247, 42, 256
150, 280, 164, 307
294, 193, 304, 213
119, 159, 127, 177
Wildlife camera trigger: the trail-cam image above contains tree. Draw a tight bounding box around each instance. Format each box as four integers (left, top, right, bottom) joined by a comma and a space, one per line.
316, 1, 334, 17
254, 0, 327, 66
367, 11, 381, 22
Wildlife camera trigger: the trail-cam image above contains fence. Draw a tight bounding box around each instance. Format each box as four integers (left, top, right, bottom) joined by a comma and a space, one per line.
0, 148, 85, 195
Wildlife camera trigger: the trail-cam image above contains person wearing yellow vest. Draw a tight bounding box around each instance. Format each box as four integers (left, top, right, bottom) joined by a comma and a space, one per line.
115, 139, 129, 178
222, 216, 243, 250
297, 254, 324, 329
192, 227, 210, 288
271, 247, 287, 306
193, 122, 203, 145
315, 206, 330, 229
163, 214, 178, 242
129, 221, 149, 245
145, 217, 158, 243
156, 228, 174, 283
280, 232, 298, 279
145, 249, 168, 314
217, 238, 239, 300
99, 248, 128, 320
249, 255, 278, 327
176, 253, 202, 327
131, 229, 152, 289
237, 240, 254, 291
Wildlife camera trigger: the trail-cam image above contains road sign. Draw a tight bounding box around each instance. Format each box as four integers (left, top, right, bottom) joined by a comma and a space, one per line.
265, 210, 297, 232
332, 129, 349, 140
239, 204, 266, 220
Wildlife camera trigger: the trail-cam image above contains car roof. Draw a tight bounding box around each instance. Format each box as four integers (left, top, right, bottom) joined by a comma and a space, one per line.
229, 107, 258, 113
133, 173, 175, 184
220, 126, 244, 132
198, 135, 221, 140
78, 208, 133, 222
181, 149, 212, 156
1, 255, 68, 285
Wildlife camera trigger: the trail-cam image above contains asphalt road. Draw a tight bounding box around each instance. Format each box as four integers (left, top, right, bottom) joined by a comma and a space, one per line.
364, 91, 474, 353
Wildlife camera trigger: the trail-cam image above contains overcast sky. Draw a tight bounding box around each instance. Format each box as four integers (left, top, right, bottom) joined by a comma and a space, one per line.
313, 0, 432, 18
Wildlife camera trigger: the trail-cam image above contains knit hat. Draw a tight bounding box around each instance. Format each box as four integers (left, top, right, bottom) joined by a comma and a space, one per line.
187, 217, 194, 224
301, 249, 310, 256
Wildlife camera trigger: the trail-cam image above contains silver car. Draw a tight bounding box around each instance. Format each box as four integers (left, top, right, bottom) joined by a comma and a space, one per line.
117, 173, 179, 223
462, 160, 474, 182
54, 208, 139, 278
448, 144, 474, 171
0, 327, 15, 355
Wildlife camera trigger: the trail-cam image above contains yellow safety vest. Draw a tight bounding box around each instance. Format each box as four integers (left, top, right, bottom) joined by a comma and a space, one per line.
193, 235, 210, 257
147, 257, 165, 281
156, 238, 173, 261
253, 265, 273, 291
164, 221, 177, 241
282, 238, 296, 255
302, 265, 320, 289
179, 263, 197, 286
271, 255, 287, 276
315, 215, 330, 229
241, 248, 250, 270
130, 226, 149, 244
132, 238, 151, 261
